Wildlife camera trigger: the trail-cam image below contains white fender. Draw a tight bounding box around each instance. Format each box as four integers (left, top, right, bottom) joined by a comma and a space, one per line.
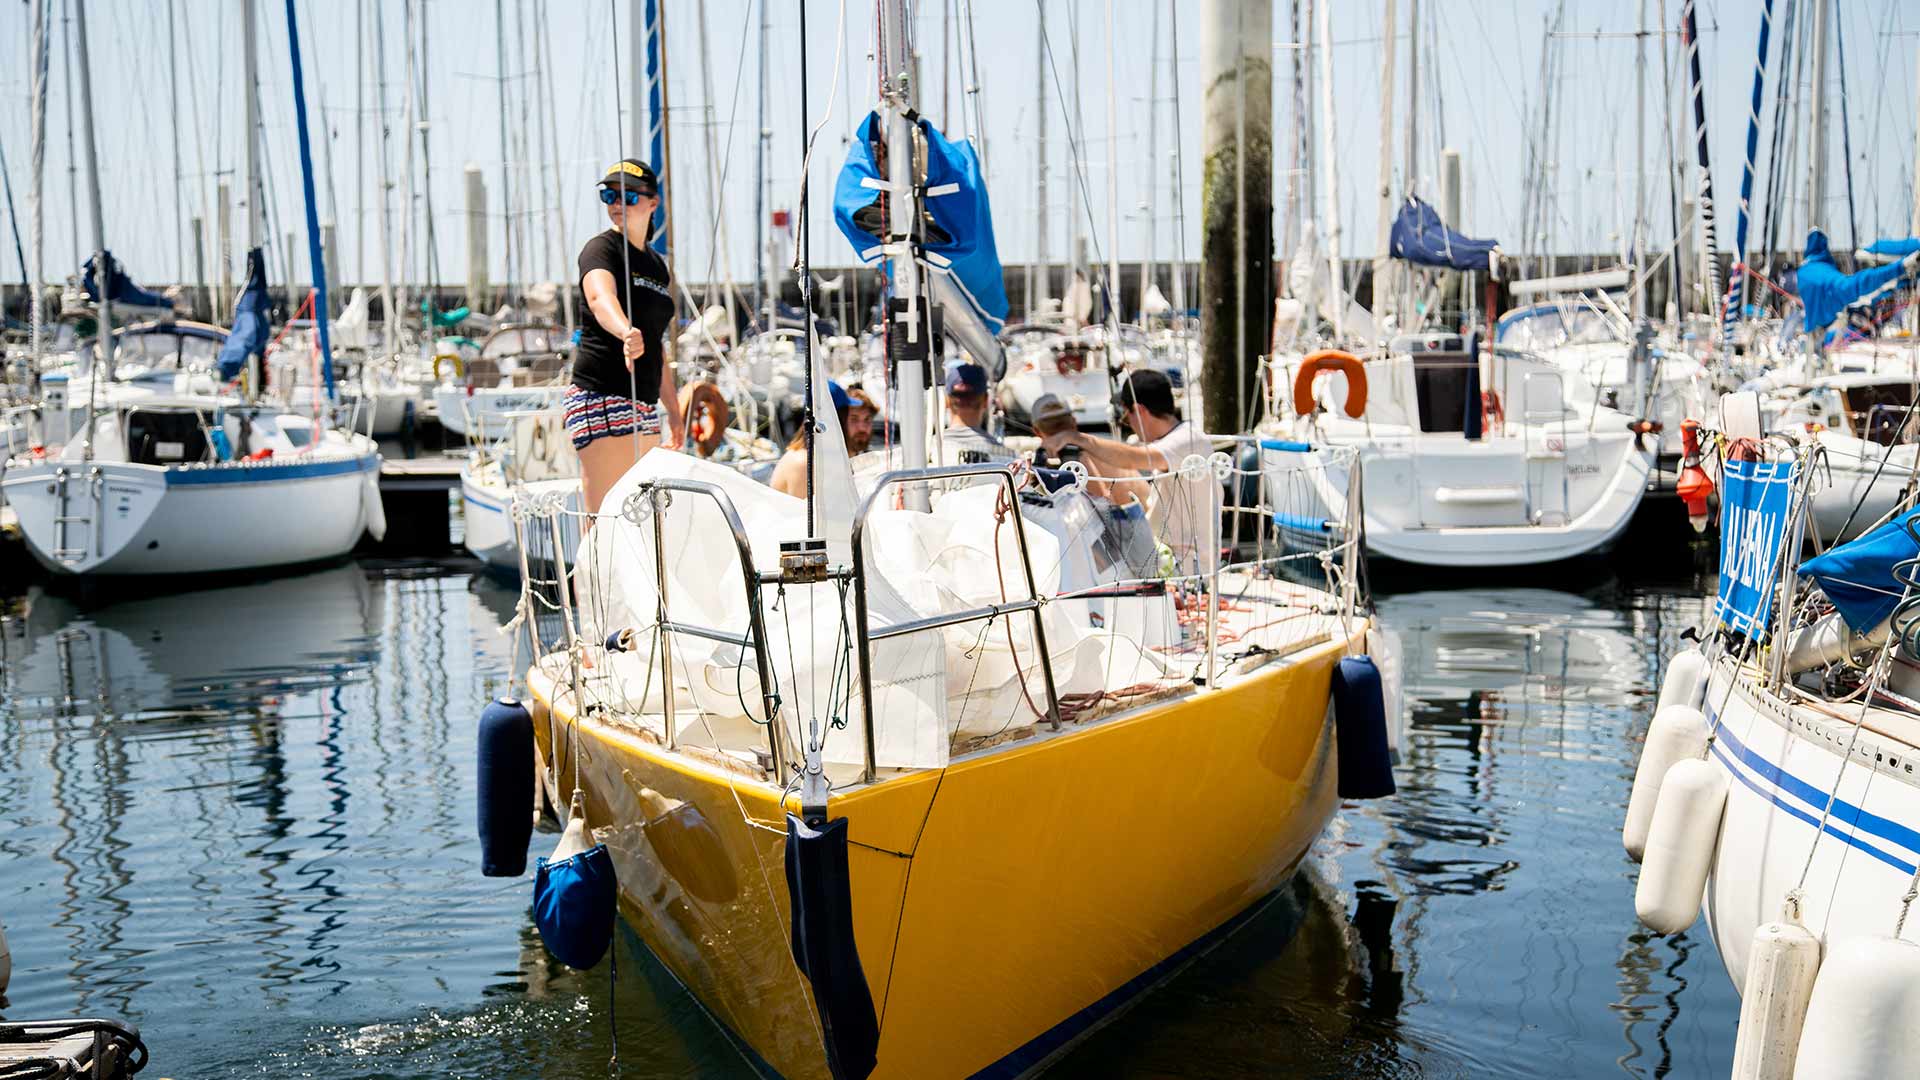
362, 470, 388, 543
1623, 705, 1709, 861
1730, 920, 1821, 1080
1792, 936, 1920, 1078
1634, 757, 1727, 934
1654, 648, 1709, 713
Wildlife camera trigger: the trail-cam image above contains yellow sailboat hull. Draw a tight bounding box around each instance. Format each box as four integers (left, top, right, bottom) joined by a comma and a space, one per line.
529, 627, 1354, 1079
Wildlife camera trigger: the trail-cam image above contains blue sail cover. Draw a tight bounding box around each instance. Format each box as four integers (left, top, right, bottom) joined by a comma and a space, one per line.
1798, 229, 1910, 333
1801, 507, 1920, 633
81, 250, 169, 309
832, 111, 1008, 332
1389, 196, 1499, 273
217, 248, 271, 381
1716, 458, 1797, 638
1864, 237, 1920, 260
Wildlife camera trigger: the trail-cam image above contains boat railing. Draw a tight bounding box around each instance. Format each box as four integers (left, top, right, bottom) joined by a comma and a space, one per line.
849, 463, 1062, 784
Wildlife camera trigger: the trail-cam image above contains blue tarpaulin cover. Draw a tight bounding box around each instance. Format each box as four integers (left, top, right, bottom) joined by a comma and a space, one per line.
1800, 507, 1920, 633
1389, 196, 1500, 273
1797, 229, 1911, 333
82, 250, 169, 309
216, 248, 272, 381
833, 111, 1008, 333
1716, 458, 1797, 638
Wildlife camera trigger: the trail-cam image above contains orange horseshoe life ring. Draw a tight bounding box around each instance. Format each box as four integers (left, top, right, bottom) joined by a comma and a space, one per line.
1292, 349, 1368, 418
680, 379, 731, 458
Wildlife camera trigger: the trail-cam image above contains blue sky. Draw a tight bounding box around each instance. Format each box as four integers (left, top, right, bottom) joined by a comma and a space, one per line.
1, 0, 1916, 290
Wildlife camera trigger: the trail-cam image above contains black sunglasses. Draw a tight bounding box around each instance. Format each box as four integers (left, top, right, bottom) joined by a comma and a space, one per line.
599, 187, 654, 206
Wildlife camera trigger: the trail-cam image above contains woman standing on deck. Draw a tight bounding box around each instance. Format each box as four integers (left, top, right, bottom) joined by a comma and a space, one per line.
568, 158, 684, 514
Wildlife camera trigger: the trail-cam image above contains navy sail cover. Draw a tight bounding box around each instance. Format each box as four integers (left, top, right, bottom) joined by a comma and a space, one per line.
217, 248, 273, 381
82, 250, 170, 310
1389, 196, 1500, 274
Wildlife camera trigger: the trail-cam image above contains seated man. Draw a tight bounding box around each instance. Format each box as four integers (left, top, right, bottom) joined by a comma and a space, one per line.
845, 385, 879, 454
1039, 369, 1218, 574
940, 362, 1016, 462
769, 380, 852, 498
1029, 392, 1148, 507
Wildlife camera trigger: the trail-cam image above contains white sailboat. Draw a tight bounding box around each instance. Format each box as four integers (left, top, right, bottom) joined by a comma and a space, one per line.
4, 0, 382, 577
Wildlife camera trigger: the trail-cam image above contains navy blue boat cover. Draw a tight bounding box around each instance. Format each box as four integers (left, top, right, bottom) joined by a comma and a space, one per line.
833, 111, 1009, 333
82, 250, 169, 309
217, 248, 272, 381
785, 813, 879, 1080
1389, 196, 1500, 273
1797, 229, 1912, 334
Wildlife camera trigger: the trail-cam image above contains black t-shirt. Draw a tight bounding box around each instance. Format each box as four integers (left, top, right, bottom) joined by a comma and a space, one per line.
573, 229, 674, 399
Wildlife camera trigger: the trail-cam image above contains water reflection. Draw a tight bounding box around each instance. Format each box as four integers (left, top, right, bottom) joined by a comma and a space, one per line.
0, 569, 1738, 1077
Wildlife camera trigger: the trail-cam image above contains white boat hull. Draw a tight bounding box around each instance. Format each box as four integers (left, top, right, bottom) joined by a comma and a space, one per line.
434, 386, 565, 439
2, 454, 379, 575
1703, 661, 1920, 995
461, 470, 580, 573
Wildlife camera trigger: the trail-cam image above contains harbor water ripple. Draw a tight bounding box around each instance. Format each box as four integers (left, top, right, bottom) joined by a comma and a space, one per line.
0, 560, 1736, 1077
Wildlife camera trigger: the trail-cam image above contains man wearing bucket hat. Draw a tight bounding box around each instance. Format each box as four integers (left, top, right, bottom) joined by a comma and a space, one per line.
567, 157, 685, 514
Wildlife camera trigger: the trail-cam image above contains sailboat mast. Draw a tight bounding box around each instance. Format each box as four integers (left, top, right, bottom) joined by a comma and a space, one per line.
284, 0, 336, 400
1138, 5, 1157, 320
1033, 2, 1049, 315
1372, 0, 1396, 330
1317, 0, 1342, 341
62, 0, 78, 271
1632, 0, 1647, 321
71, 0, 110, 396
355, 0, 365, 286
169, 0, 184, 285
495, 0, 514, 312
754, 0, 769, 328
1103, 0, 1120, 329
242, 0, 261, 251
28, 0, 49, 364
879, 0, 930, 503
372, 0, 397, 351
1807, 0, 1830, 233
533, 7, 571, 334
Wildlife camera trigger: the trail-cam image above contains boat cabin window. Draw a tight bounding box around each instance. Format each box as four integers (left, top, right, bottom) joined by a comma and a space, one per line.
1398, 336, 1477, 434
1841, 383, 1916, 445
126, 408, 211, 465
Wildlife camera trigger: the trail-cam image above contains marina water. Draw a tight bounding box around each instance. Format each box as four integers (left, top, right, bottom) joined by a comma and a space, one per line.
0, 557, 1736, 1077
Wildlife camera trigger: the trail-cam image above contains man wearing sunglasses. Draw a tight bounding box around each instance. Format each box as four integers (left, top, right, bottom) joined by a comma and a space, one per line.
566, 158, 685, 515
1039, 369, 1218, 576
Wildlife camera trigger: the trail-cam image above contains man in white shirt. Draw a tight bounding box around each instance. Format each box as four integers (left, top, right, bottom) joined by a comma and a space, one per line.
1039, 369, 1219, 575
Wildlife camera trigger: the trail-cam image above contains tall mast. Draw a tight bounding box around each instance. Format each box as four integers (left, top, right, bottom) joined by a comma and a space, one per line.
1069, 0, 1085, 292
1137, 5, 1157, 319
754, 0, 769, 327
169, 0, 185, 284
1103, 0, 1120, 329
695, 0, 738, 334
72, 0, 110, 386
1911, 34, 1920, 238
1318, 0, 1342, 341
533, 4, 571, 333
242, 0, 262, 250
1372, 0, 1397, 330
1807, 0, 1830, 233
1632, 0, 1647, 320
62, 0, 79, 269
355, 0, 365, 285
879, 0, 929, 506
495, 0, 513, 312
28, 0, 49, 364
285, 0, 336, 400
1403, 0, 1420, 322
1033, 1, 1049, 315
418, 0, 438, 315
371, 0, 397, 351
1167, 0, 1186, 323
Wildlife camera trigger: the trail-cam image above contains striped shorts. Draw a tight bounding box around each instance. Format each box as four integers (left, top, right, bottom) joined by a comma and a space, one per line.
563, 386, 661, 450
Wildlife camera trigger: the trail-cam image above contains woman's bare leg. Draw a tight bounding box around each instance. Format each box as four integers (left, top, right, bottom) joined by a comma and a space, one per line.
578, 431, 661, 515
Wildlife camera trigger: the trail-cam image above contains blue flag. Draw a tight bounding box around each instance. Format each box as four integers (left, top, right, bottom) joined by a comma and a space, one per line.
1716, 459, 1797, 638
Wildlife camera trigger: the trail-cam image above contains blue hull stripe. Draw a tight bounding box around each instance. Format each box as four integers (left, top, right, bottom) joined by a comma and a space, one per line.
463, 488, 505, 515
1710, 743, 1916, 876
165, 455, 377, 485
1710, 712, 1920, 858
